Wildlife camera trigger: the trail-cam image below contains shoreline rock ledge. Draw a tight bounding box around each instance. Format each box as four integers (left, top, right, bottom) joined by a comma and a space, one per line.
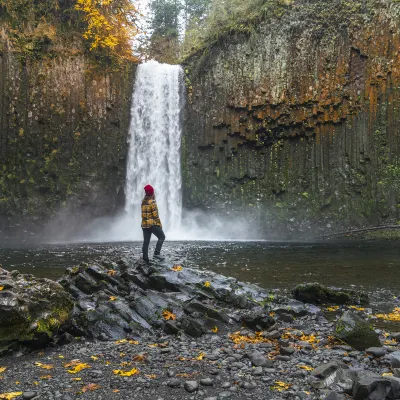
58, 256, 299, 341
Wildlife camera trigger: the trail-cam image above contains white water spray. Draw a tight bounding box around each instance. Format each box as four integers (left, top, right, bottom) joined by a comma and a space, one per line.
124, 61, 183, 237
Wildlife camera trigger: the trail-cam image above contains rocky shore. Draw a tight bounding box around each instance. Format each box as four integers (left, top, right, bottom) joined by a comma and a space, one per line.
1, 256, 400, 399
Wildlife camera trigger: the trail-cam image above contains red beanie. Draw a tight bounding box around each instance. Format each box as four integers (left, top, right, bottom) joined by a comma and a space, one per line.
144, 184, 154, 196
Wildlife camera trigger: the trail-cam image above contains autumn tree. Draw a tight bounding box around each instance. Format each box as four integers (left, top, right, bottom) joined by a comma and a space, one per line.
75, 0, 141, 62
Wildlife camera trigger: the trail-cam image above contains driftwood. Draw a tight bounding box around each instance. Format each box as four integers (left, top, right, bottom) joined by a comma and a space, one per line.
314, 225, 400, 239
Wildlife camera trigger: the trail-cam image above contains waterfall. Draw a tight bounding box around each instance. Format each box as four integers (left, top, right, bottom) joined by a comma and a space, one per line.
125, 61, 183, 236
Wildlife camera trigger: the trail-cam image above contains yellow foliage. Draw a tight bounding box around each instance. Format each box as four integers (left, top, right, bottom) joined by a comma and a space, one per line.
374, 308, 400, 322
0, 393, 23, 400
74, 0, 141, 61
196, 352, 205, 361
326, 306, 339, 312
162, 310, 176, 321
34, 362, 53, 370
298, 365, 314, 371
113, 367, 139, 377
64, 361, 91, 374
229, 331, 274, 345
204, 281, 211, 287
271, 381, 291, 391
171, 265, 183, 272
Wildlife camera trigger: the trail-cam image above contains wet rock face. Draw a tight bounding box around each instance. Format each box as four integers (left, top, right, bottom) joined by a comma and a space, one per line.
183, 0, 400, 238
0, 267, 73, 354
335, 311, 381, 351
0, 30, 135, 236
58, 256, 286, 341
293, 283, 368, 306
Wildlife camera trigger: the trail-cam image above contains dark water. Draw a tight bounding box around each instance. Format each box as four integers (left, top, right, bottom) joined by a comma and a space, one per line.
0, 241, 400, 294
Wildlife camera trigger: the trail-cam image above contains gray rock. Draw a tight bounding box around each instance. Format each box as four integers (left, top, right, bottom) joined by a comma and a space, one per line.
252, 366, 263, 376
391, 351, 400, 369
335, 311, 381, 351
276, 355, 291, 361
366, 347, 386, 357
168, 378, 182, 388
218, 391, 233, 398
324, 391, 346, 400
312, 361, 349, 379
200, 378, 214, 386
241, 312, 275, 330
392, 332, 400, 342
249, 351, 268, 366
352, 371, 391, 400
394, 368, 400, 378
280, 346, 296, 356
278, 313, 294, 323
184, 381, 199, 393
22, 393, 38, 400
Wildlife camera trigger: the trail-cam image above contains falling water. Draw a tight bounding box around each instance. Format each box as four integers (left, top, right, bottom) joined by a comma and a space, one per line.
125, 61, 183, 235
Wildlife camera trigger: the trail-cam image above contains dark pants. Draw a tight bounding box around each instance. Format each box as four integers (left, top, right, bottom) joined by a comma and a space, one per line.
142, 225, 166, 260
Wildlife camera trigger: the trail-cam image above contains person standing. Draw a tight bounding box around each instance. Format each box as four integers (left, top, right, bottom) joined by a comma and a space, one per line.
141, 184, 166, 262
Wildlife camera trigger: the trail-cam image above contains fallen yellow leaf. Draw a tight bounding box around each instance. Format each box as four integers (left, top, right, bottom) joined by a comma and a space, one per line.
145, 374, 157, 379
34, 362, 53, 370
0, 393, 23, 400
113, 367, 139, 377
170, 265, 182, 272
298, 365, 314, 371
0, 367, 6, 373
108, 270, 117, 276
58, 355, 64, 359
40, 375, 52, 380
211, 326, 218, 333
0, 287, 4, 291
196, 352, 205, 361
91, 356, 98, 361
14, 382, 19, 385
109, 296, 117, 301
71, 377, 82, 381
129, 340, 139, 345
271, 381, 292, 392
33, 382, 39, 386
162, 310, 176, 321
204, 281, 211, 287
64, 361, 90, 374
112, 389, 120, 393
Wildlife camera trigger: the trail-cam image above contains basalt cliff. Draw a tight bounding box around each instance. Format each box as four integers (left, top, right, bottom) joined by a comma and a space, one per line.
182, 0, 400, 238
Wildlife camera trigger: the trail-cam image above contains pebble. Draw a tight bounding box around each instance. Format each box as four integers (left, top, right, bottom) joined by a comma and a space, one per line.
168, 378, 181, 388
366, 347, 386, 357
184, 381, 199, 393
22, 393, 37, 400
200, 378, 214, 386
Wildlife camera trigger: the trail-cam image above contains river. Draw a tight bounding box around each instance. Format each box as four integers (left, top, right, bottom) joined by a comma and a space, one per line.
1, 240, 399, 295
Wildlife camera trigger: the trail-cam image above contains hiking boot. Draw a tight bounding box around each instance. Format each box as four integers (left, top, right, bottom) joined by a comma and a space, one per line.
153, 254, 165, 261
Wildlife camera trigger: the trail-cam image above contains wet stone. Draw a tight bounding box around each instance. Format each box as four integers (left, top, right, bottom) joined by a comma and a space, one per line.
200, 378, 214, 386
168, 378, 181, 388
366, 347, 386, 357
184, 381, 199, 393
22, 393, 37, 400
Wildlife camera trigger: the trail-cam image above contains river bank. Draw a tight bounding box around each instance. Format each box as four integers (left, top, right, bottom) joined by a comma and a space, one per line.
1, 254, 400, 399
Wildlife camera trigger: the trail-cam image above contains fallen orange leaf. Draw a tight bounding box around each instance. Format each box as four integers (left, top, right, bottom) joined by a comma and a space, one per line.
171, 265, 182, 272
82, 383, 101, 392
34, 362, 53, 370
162, 310, 176, 321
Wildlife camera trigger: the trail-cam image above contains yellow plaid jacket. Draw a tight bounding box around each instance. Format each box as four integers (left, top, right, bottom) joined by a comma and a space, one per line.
141, 198, 162, 229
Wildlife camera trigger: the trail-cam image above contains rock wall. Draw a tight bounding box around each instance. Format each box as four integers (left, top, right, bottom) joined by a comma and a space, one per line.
183, 0, 400, 238
0, 29, 135, 236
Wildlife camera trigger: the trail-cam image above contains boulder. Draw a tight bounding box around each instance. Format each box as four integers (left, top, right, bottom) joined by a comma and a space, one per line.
335, 311, 381, 351
293, 283, 368, 305
390, 351, 400, 369
352, 371, 391, 400
0, 269, 73, 354
59, 257, 283, 341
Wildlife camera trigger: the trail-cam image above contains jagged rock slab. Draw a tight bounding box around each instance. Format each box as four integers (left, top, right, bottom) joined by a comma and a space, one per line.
0, 266, 73, 354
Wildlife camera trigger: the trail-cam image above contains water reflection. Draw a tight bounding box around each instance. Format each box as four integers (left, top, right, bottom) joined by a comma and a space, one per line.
0, 241, 399, 293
